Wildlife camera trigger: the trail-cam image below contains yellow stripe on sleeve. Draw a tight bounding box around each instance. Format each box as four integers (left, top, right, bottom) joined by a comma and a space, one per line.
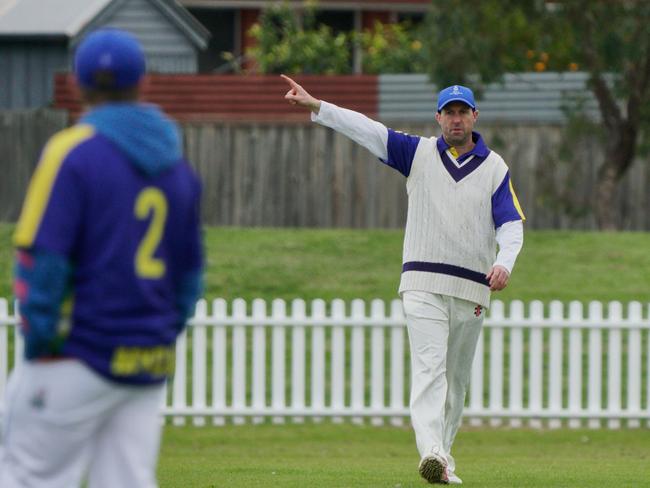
13, 125, 95, 248
508, 179, 526, 221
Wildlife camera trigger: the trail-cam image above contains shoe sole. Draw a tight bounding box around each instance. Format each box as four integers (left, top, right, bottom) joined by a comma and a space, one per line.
418, 456, 448, 484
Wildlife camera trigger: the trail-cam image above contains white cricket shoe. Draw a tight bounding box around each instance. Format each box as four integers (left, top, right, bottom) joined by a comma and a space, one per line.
418, 450, 449, 484
446, 469, 463, 484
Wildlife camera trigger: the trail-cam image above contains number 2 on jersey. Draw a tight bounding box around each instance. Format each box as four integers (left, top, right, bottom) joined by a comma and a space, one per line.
134, 187, 168, 279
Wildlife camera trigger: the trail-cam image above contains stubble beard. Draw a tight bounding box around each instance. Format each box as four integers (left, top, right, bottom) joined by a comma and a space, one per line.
445, 130, 469, 147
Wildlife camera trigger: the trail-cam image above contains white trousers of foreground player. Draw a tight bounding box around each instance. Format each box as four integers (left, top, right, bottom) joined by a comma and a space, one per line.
402, 291, 483, 474
0, 360, 164, 488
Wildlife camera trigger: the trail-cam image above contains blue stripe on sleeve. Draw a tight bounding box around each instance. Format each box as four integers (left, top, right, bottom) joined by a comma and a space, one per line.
380, 129, 421, 177
492, 172, 524, 228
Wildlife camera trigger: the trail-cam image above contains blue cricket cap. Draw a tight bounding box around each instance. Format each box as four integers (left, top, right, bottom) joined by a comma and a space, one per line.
436, 85, 476, 112
75, 28, 146, 90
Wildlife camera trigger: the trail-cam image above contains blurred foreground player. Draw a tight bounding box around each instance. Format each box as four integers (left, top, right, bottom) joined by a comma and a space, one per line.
0, 29, 203, 488
282, 75, 524, 484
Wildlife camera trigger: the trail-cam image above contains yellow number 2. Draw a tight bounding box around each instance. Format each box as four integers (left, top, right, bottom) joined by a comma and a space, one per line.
134, 187, 168, 279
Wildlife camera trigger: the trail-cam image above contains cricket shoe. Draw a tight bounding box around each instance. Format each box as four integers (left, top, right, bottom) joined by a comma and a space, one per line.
446, 469, 462, 484
418, 450, 448, 484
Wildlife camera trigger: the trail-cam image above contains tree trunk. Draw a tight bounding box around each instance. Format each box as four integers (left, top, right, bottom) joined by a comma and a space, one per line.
594, 120, 639, 230
595, 162, 620, 231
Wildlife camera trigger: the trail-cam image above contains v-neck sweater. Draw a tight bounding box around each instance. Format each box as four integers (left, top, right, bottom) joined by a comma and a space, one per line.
311, 101, 520, 308
399, 136, 508, 307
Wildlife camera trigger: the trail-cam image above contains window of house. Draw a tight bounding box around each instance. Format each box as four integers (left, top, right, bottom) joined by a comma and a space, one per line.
188, 8, 236, 73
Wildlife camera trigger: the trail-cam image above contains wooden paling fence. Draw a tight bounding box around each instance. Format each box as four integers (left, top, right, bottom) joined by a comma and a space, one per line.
0, 109, 69, 222
1, 298, 649, 428
3, 109, 650, 229
180, 122, 650, 230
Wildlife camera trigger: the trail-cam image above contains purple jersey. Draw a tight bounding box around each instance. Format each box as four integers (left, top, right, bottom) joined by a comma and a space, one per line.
14, 118, 203, 384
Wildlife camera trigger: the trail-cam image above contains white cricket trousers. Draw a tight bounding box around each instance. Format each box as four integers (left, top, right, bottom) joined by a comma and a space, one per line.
0, 359, 165, 488
402, 291, 484, 472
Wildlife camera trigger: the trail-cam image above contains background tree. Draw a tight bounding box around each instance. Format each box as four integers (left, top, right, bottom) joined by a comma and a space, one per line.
425, 0, 650, 230
245, 2, 430, 76
356, 21, 427, 74
246, 2, 351, 75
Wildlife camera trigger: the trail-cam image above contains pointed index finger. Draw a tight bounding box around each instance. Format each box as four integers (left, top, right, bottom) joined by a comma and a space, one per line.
280, 74, 299, 88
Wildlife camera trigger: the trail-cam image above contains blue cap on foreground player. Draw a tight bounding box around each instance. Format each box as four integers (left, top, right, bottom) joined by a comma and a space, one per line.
74, 28, 146, 90
437, 85, 476, 112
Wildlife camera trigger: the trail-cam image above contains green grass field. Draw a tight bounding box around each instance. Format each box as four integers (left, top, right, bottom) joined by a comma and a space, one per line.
2, 223, 650, 487
3, 223, 650, 304
158, 423, 650, 488
204, 227, 650, 304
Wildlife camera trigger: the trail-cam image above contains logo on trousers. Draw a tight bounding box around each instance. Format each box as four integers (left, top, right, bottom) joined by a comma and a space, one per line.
474, 305, 482, 317
30, 388, 47, 410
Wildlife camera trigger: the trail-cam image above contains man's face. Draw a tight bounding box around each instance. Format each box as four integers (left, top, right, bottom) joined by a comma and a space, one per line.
435, 102, 478, 147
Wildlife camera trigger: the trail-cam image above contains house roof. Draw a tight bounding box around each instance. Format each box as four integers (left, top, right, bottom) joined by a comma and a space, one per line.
181, 0, 430, 12
0, 0, 112, 37
0, 0, 209, 48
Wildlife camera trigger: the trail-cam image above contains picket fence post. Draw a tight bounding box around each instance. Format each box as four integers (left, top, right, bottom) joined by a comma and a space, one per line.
607, 302, 623, 429
311, 299, 326, 423
528, 301, 544, 428
370, 299, 385, 426
567, 301, 583, 428
232, 298, 247, 425
548, 301, 564, 428
587, 301, 603, 428
350, 299, 365, 425
290, 299, 306, 423
331, 299, 346, 424
212, 298, 227, 426
192, 299, 208, 426
271, 299, 287, 424
172, 326, 187, 426
508, 300, 524, 427
626, 302, 642, 428
252, 298, 266, 424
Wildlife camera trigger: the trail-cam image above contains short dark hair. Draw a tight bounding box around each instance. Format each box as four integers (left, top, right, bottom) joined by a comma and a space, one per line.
80, 84, 140, 105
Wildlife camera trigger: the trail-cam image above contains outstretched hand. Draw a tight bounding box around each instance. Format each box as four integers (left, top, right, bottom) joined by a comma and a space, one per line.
281, 74, 321, 113
486, 265, 510, 291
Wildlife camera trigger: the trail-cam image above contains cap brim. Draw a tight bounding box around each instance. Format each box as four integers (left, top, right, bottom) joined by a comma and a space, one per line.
438, 97, 476, 110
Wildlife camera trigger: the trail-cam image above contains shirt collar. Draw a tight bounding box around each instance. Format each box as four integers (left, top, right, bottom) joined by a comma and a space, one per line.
436, 131, 490, 161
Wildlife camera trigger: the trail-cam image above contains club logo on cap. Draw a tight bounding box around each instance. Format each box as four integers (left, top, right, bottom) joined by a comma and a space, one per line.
437, 84, 476, 112
99, 53, 113, 68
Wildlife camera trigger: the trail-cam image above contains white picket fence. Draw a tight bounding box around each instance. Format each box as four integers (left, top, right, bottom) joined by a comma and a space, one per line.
1, 298, 650, 428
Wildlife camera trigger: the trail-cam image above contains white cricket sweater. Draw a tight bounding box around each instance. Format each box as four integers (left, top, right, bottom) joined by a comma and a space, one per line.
399, 137, 508, 307
312, 101, 523, 308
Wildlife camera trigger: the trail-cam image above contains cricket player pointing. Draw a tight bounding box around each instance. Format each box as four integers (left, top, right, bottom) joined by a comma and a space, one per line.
282, 75, 524, 484
0, 29, 203, 487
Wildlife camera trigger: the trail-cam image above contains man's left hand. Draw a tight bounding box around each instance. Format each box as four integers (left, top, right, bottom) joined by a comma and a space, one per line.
486, 265, 510, 291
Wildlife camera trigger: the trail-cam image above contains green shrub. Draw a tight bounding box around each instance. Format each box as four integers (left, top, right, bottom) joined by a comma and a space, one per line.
356, 21, 427, 74
247, 3, 351, 75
